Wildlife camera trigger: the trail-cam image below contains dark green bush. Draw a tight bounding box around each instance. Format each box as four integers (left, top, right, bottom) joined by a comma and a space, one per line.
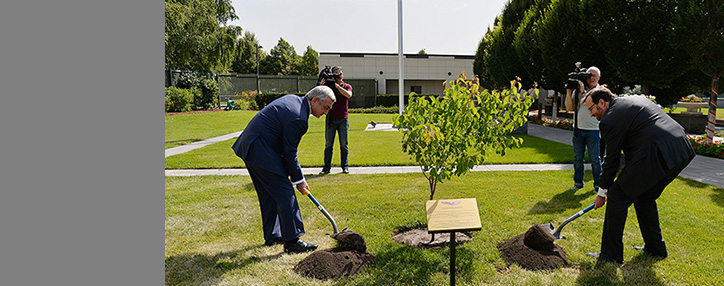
194, 78, 219, 110
375, 94, 438, 107
255, 92, 305, 109
175, 71, 219, 110
349, 106, 399, 114
165, 87, 196, 112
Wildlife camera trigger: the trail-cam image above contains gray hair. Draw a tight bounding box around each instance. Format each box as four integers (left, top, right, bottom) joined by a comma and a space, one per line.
587, 66, 601, 77
305, 85, 336, 103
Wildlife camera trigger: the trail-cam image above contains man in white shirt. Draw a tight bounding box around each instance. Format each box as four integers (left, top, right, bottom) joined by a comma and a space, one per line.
565, 66, 602, 192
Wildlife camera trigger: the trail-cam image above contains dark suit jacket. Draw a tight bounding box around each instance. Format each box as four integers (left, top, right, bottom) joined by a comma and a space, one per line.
599, 96, 694, 198
232, 94, 309, 183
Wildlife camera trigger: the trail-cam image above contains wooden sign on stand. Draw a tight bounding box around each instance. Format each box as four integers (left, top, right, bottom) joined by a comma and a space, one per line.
426, 198, 482, 286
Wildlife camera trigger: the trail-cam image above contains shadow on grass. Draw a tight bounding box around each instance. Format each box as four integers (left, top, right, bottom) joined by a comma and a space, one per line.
528, 187, 594, 215
678, 177, 724, 208
165, 138, 206, 149
350, 245, 476, 285
165, 245, 283, 285
575, 252, 666, 285
712, 187, 724, 208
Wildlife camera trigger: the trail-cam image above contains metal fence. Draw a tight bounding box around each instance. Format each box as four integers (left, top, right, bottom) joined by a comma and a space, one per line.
218, 74, 378, 108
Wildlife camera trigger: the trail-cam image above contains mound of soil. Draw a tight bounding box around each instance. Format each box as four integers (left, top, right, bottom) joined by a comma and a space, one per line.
498, 224, 567, 271
392, 227, 472, 249
293, 231, 374, 280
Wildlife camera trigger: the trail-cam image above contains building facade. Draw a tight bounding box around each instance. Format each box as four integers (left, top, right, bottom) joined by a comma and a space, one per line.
319, 52, 475, 96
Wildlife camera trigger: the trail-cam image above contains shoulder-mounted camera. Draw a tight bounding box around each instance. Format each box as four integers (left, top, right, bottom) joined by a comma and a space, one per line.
318, 65, 341, 88
564, 62, 592, 90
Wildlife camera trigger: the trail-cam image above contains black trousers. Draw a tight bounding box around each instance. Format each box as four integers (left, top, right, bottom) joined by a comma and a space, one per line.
599, 158, 691, 264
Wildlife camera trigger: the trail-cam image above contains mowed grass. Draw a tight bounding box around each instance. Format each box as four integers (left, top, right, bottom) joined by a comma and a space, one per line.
165, 171, 724, 285
165, 111, 573, 169
165, 110, 258, 149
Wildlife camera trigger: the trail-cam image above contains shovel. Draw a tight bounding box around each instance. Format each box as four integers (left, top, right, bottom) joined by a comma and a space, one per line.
544, 203, 595, 240
300, 188, 349, 234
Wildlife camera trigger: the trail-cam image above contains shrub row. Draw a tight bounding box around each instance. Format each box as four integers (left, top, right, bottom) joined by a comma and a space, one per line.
165, 71, 219, 112
375, 94, 439, 107
165, 87, 197, 112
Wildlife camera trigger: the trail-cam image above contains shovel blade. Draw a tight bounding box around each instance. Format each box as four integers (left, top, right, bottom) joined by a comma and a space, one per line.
543, 223, 563, 240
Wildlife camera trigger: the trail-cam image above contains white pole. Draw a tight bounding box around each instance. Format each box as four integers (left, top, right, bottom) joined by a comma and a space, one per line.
398, 0, 404, 115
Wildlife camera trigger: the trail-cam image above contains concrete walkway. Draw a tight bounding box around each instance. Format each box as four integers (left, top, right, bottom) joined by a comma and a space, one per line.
165, 123, 724, 189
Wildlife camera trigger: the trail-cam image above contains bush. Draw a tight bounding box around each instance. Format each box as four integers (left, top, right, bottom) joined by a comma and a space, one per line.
689, 136, 724, 159
231, 90, 259, 110
349, 106, 399, 114
175, 71, 219, 110
255, 92, 305, 109
194, 78, 219, 110
165, 87, 195, 112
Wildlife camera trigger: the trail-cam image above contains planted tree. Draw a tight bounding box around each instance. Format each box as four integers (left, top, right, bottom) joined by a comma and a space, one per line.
393, 73, 534, 200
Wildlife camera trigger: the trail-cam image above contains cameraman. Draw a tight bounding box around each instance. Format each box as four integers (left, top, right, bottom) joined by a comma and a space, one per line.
564, 66, 602, 192
318, 66, 353, 175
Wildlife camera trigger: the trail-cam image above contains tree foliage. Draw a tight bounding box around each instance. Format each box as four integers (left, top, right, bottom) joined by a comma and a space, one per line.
260, 38, 300, 75
298, 46, 319, 76
231, 31, 264, 74
581, 0, 691, 92
165, 0, 241, 72
393, 74, 534, 200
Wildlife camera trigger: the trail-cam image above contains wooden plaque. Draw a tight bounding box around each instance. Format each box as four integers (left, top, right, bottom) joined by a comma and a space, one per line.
426, 198, 482, 233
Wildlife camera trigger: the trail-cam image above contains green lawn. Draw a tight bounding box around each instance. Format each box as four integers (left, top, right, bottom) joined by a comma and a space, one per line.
669, 107, 724, 118
165, 172, 724, 285
165, 110, 258, 149
165, 111, 573, 169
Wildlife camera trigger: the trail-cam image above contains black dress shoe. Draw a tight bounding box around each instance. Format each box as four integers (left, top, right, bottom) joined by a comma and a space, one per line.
264, 238, 283, 246
283, 239, 318, 253
342, 167, 349, 174
318, 169, 330, 175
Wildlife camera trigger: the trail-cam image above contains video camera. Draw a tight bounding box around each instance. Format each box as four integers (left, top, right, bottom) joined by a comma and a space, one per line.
318, 65, 341, 88
564, 62, 592, 90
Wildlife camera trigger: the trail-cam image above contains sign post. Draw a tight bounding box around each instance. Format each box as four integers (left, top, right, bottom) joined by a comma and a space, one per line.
426, 198, 482, 286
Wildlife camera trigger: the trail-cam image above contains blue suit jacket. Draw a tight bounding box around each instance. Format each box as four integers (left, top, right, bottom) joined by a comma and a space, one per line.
232, 94, 309, 183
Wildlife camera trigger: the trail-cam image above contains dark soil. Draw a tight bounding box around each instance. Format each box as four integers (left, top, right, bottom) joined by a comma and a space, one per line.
392, 227, 472, 249
293, 231, 374, 280
498, 224, 567, 271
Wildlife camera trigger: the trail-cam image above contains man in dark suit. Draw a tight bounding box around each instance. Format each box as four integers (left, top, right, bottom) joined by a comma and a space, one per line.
232, 86, 336, 253
584, 87, 695, 264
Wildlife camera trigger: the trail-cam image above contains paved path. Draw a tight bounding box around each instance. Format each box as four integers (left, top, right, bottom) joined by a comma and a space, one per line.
165, 123, 724, 189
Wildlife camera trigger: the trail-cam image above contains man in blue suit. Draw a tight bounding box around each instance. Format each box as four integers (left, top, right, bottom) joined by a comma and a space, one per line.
232, 86, 336, 253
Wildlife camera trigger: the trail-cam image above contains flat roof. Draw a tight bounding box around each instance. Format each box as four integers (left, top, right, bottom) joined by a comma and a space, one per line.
320, 52, 474, 60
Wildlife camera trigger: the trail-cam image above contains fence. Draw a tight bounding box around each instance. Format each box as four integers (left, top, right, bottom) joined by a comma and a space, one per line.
218, 74, 378, 108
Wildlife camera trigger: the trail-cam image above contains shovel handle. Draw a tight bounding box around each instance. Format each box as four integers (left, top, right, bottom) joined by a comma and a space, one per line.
553, 203, 596, 238
306, 193, 340, 234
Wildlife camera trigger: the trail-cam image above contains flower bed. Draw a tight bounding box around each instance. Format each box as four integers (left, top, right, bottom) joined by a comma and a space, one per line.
526, 115, 573, 130
688, 136, 724, 159
527, 115, 724, 160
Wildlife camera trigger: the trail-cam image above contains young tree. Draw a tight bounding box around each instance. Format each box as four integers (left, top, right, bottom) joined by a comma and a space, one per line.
165, 0, 241, 72
393, 74, 534, 200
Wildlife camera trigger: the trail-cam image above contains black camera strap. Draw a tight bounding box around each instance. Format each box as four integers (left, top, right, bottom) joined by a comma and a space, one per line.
573, 89, 579, 130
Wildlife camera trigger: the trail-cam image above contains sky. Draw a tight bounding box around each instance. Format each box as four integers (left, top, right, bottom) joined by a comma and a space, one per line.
229, 0, 509, 56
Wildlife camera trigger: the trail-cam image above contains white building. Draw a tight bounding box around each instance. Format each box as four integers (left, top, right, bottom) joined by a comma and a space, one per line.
319, 52, 475, 96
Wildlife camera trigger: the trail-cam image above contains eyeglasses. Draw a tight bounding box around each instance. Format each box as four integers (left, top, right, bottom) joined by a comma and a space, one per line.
586, 103, 595, 112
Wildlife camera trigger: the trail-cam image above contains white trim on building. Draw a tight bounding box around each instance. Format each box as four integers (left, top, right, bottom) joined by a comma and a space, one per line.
319, 52, 475, 95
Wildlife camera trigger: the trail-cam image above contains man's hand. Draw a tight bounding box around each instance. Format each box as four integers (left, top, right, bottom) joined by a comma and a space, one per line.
594, 195, 607, 210
296, 181, 310, 195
